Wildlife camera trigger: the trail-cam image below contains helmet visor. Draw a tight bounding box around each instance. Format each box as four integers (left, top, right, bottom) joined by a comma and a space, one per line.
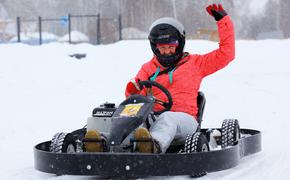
156, 40, 179, 48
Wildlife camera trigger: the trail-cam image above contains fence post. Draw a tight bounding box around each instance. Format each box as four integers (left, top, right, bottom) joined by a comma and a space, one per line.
68, 14, 71, 44
96, 14, 100, 45
118, 14, 122, 41
38, 16, 42, 45
16, 16, 21, 43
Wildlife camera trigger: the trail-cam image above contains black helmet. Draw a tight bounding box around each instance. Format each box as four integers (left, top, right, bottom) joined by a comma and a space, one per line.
148, 17, 186, 67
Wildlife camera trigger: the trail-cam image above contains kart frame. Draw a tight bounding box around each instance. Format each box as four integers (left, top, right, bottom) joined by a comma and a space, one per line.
34, 128, 261, 178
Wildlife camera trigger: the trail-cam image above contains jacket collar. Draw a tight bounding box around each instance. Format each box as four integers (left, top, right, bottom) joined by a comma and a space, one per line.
152, 52, 190, 70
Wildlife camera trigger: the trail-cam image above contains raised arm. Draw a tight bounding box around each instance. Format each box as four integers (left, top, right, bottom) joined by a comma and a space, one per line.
198, 4, 235, 77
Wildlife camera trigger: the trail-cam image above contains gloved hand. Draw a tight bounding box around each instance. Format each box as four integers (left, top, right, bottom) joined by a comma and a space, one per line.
206, 4, 227, 21
125, 78, 141, 96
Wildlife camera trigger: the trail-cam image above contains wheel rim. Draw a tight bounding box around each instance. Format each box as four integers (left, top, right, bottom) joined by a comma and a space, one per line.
201, 144, 208, 152
235, 126, 240, 142
67, 144, 76, 153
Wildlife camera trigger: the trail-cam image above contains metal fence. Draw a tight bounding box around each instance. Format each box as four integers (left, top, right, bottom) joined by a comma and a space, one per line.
0, 19, 16, 43
2, 14, 221, 45
14, 14, 123, 45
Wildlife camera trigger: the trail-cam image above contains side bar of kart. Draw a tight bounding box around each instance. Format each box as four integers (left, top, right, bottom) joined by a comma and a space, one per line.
34, 128, 261, 178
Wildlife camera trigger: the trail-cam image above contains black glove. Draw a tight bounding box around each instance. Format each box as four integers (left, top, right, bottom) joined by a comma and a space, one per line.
206, 4, 227, 21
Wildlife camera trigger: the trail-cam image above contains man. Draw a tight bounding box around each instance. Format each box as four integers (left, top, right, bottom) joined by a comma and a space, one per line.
125, 4, 235, 153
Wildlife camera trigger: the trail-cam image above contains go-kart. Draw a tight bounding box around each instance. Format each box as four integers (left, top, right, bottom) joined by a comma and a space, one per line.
34, 80, 261, 178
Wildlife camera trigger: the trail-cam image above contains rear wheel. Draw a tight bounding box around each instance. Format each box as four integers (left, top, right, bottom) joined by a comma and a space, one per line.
184, 132, 209, 153
50, 132, 76, 153
221, 119, 240, 148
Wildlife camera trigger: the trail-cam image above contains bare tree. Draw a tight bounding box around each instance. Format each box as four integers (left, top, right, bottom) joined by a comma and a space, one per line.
280, 0, 290, 37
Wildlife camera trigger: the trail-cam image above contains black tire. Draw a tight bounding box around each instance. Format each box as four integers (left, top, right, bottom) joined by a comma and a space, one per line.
221, 119, 241, 148
50, 132, 76, 153
184, 132, 209, 153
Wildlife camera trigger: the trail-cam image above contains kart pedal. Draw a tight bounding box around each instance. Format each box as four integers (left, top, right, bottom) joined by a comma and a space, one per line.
83, 130, 103, 152
134, 127, 160, 153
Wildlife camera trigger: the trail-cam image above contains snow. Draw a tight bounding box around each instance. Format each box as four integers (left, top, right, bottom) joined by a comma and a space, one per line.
0, 39, 290, 179
58, 31, 89, 43
122, 27, 148, 39
9, 32, 59, 44
8, 31, 90, 44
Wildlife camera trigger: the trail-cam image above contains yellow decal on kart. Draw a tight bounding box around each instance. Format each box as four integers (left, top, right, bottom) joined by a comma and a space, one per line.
120, 103, 144, 117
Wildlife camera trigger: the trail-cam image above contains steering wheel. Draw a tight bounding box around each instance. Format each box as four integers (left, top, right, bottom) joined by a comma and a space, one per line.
138, 80, 173, 115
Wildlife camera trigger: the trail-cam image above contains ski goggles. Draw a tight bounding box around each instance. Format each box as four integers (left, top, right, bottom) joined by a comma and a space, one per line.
156, 40, 179, 48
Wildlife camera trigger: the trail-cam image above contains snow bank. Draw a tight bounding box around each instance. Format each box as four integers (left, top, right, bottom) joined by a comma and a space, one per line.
1, 39, 290, 179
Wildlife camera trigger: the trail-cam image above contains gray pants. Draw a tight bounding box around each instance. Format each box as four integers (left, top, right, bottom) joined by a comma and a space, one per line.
150, 111, 198, 153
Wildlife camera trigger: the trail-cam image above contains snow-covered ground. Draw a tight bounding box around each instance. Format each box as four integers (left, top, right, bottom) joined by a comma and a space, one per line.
0, 39, 290, 179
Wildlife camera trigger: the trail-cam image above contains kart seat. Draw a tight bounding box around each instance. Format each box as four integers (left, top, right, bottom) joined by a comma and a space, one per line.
166, 91, 206, 153
196, 91, 206, 130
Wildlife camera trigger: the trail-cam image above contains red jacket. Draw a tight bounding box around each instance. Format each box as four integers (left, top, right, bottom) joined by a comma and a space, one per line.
125, 16, 235, 119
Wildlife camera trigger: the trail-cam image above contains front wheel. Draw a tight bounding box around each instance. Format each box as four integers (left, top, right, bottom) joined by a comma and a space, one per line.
50, 132, 76, 153
183, 132, 209, 178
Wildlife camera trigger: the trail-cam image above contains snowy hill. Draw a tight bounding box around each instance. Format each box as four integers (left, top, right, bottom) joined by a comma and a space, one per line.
0, 39, 290, 179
